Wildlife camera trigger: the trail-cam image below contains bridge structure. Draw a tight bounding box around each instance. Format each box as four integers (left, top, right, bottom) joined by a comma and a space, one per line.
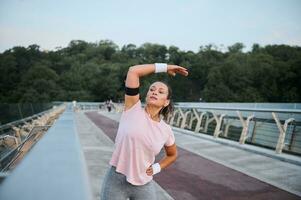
0, 101, 301, 200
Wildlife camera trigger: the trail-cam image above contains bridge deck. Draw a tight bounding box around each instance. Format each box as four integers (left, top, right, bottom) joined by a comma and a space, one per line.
76, 110, 301, 200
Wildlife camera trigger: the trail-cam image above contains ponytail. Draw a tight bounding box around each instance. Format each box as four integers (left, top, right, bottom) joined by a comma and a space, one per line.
159, 82, 174, 121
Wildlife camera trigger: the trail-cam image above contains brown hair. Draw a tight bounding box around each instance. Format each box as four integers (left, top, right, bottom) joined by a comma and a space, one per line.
158, 81, 174, 121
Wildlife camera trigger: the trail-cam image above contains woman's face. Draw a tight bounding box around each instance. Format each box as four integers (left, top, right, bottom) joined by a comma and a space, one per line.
146, 82, 170, 108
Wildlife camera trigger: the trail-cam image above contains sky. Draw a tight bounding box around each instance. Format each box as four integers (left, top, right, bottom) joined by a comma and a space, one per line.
0, 0, 301, 53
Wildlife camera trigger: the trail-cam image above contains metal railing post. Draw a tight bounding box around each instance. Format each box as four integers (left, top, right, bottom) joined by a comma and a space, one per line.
272, 112, 295, 154
188, 110, 196, 130
237, 111, 254, 144
169, 109, 179, 126
212, 111, 226, 138
176, 108, 185, 127
193, 110, 206, 133
17, 104, 23, 119
180, 110, 191, 129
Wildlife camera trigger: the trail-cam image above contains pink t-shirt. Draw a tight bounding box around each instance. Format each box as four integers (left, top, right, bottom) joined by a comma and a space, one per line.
109, 99, 175, 185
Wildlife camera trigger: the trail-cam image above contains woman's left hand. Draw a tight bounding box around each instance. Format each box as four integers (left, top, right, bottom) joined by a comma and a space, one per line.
167, 65, 189, 77
146, 165, 153, 176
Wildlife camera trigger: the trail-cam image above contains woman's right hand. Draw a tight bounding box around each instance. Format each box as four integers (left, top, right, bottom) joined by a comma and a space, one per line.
167, 65, 189, 77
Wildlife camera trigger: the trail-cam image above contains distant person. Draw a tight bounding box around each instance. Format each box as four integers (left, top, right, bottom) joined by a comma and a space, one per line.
72, 100, 77, 111
105, 99, 112, 112
100, 63, 188, 199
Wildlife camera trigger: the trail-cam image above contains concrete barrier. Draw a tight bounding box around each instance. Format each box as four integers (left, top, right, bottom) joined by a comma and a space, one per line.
0, 104, 93, 200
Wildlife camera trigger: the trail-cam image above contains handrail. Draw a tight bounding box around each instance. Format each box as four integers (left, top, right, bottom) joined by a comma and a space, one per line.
65, 101, 301, 155
0, 103, 65, 130
169, 105, 301, 155
174, 105, 301, 114
0, 125, 51, 171
0, 104, 92, 200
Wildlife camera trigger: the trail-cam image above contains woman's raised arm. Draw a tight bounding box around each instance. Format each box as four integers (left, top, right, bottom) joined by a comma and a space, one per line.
124, 64, 188, 111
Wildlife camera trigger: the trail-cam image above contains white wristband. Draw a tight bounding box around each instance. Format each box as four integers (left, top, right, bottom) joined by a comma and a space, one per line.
155, 63, 168, 73
152, 163, 161, 175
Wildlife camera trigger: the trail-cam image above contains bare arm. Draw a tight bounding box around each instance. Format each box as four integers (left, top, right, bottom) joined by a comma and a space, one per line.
124, 64, 156, 111
124, 64, 188, 111
146, 143, 177, 176
159, 143, 177, 169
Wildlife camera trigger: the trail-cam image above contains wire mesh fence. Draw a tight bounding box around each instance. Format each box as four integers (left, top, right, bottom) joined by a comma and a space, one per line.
0, 102, 59, 125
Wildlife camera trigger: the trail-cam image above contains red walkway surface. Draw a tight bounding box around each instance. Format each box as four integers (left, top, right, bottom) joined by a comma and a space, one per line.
85, 111, 301, 200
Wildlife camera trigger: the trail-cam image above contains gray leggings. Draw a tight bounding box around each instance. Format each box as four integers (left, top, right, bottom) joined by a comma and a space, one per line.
100, 166, 157, 200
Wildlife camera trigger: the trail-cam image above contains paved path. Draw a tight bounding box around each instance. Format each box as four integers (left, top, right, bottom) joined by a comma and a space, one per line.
84, 110, 301, 200
99, 110, 301, 196
74, 111, 173, 200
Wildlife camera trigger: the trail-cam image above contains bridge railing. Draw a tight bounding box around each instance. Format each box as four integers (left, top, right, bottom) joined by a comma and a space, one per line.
74, 101, 124, 113
69, 101, 301, 155
0, 103, 92, 200
169, 105, 301, 155
0, 104, 66, 172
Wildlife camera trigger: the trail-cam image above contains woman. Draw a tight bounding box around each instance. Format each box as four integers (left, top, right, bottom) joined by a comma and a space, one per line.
100, 63, 188, 200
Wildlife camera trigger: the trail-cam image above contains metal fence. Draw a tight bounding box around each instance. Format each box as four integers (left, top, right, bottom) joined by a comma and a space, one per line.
0, 125, 50, 172
0, 104, 92, 200
0, 103, 65, 172
169, 104, 301, 155
66, 101, 301, 155
0, 102, 62, 125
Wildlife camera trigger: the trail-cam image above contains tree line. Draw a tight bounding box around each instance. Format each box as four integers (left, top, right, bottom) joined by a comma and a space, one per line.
0, 40, 300, 103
